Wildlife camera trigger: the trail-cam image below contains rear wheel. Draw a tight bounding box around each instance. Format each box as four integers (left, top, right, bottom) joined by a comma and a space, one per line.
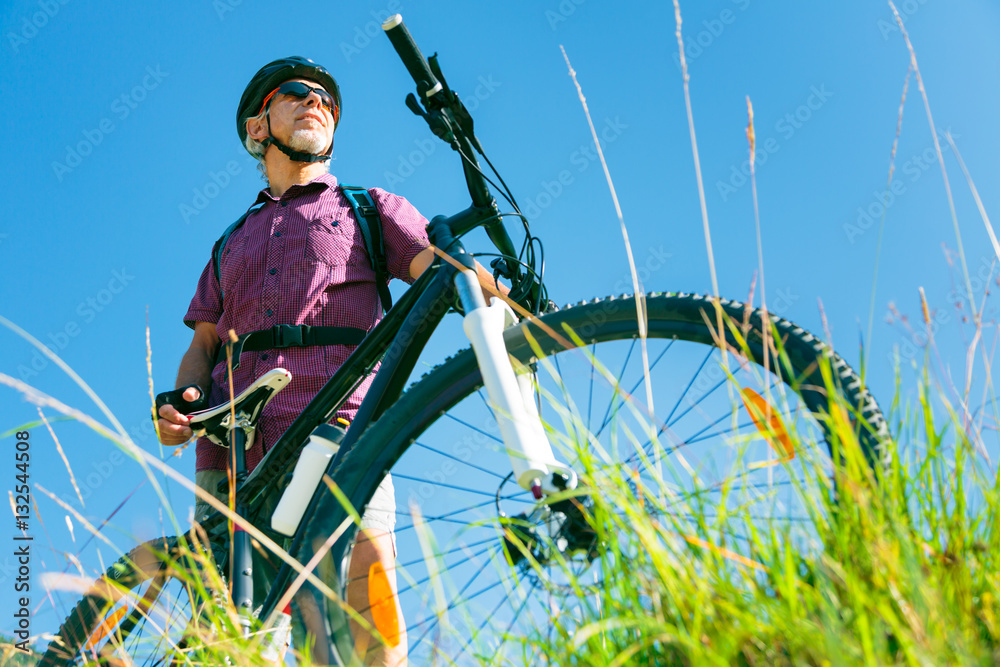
315, 292, 887, 664
39, 536, 222, 666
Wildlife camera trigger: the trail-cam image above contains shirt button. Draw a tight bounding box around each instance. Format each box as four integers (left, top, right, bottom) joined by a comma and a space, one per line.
261, 353, 269, 360
266, 309, 273, 316
279, 202, 287, 208
274, 231, 282, 237
269, 268, 277, 275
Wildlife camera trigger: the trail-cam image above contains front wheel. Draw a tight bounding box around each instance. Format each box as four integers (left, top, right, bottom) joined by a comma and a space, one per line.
317, 292, 888, 664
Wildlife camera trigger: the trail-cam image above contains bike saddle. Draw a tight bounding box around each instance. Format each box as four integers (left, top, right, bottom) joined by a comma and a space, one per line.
188, 368, 291, 450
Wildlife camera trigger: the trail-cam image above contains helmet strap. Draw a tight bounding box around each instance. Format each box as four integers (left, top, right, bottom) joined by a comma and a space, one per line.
262, 107, 333, 164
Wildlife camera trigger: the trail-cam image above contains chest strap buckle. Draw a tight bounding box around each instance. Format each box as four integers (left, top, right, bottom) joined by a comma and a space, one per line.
273, 324, 306, 348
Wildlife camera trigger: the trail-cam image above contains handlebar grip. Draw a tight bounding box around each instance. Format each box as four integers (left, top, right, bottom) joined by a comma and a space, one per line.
154, 385, 208, 416
382, 14, 443, 99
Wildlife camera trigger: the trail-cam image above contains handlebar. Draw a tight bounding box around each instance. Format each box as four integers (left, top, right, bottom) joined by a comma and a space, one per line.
382, 14, 444, 101
382, 14, 524, 284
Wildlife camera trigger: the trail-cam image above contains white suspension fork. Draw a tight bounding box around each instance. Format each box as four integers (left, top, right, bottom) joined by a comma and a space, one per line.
455, 269, 578, 498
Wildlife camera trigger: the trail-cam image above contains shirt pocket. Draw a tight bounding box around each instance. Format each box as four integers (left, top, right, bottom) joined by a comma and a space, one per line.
305, 215, 354, 267
219, 233, 249, 295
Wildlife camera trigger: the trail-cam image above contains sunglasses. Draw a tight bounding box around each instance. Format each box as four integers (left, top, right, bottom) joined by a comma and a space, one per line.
260, 81, 339, 121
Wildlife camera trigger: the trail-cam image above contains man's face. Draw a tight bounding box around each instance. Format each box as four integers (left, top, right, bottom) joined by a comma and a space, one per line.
265, 77, 336, 154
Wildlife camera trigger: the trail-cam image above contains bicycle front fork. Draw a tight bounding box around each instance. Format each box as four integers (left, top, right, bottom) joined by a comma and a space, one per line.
454, 269, 578, 499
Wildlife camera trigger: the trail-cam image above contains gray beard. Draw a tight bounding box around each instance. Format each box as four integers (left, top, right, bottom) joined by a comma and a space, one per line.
287, 128, 329, 155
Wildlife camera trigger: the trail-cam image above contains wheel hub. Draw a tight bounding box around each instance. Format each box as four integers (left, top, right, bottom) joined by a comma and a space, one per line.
501, 493, 599, 569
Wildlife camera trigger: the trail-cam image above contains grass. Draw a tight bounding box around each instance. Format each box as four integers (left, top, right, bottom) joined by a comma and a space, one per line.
518, 377, 999, 665
5, 304, 998, 667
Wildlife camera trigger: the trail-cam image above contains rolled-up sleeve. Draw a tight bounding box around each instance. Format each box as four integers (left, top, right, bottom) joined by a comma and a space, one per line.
370, 188, 430, 284
183, 258, 223, 329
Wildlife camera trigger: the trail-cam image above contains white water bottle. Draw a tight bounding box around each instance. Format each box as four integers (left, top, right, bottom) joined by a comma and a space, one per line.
270, 424, 345, 536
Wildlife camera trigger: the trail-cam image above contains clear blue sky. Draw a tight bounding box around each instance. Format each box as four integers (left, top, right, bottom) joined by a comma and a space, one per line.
3, 0, 999, 646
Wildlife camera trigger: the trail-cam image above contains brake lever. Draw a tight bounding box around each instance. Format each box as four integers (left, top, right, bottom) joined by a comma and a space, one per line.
428, 54, 454, 103
429, 53, 484, 154
405, 93, 424, 117
405, 91, 456, 144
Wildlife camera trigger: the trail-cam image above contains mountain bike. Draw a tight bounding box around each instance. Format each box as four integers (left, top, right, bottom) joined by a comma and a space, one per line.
40, 14, 888, 666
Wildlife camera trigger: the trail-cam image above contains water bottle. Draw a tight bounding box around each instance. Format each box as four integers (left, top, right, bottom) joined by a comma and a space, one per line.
270, 423, 345, 536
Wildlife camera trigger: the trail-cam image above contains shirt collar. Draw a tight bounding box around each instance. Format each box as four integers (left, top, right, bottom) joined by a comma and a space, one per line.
253, 172, 340, 206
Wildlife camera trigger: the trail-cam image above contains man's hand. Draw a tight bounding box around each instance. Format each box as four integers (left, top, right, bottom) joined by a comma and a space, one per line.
408, 245, 511, 302
156, 386, 205, 446
156, 322, 219, 447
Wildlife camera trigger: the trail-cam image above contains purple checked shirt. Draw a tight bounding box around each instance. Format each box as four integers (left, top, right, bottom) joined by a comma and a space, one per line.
184, 173, 429, 472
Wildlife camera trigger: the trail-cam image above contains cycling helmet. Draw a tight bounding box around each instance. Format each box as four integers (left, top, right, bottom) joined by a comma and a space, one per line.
237, 56, 342, 163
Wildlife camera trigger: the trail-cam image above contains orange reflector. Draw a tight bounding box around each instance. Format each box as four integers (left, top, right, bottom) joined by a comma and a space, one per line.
84, 606, 127, 650
740, 388, 794, 459
368, 562, 401, 648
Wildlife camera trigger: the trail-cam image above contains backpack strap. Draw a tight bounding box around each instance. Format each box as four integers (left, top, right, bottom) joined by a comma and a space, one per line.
212, 204, 264, 300
341, 184, 392, 313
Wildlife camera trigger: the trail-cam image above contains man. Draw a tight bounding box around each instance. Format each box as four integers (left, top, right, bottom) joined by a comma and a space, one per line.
156, 56, 498, 666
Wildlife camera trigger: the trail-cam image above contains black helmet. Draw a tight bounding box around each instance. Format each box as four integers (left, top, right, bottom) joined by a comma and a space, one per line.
236, 56, 342, 163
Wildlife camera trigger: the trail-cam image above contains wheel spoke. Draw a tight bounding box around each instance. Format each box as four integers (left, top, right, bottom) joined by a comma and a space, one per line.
587, 341, 596, 430
391, 474, 535, 500
594, 337, 637, 437
667, 371, 730, 428
442, 411, 504, 445
407, 548, 506, 646
394, 536, 498, 570
456, 576, 542, 663
664, 346, 715, 425
412, 441, 508, 479
108, 571, 169, 661
393, 499, 505, 531
355, 541, 498, 607
592, 339, 674, 442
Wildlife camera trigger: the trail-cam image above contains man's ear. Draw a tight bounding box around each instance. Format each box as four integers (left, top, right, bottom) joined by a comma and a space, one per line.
246, 114, 269, 142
